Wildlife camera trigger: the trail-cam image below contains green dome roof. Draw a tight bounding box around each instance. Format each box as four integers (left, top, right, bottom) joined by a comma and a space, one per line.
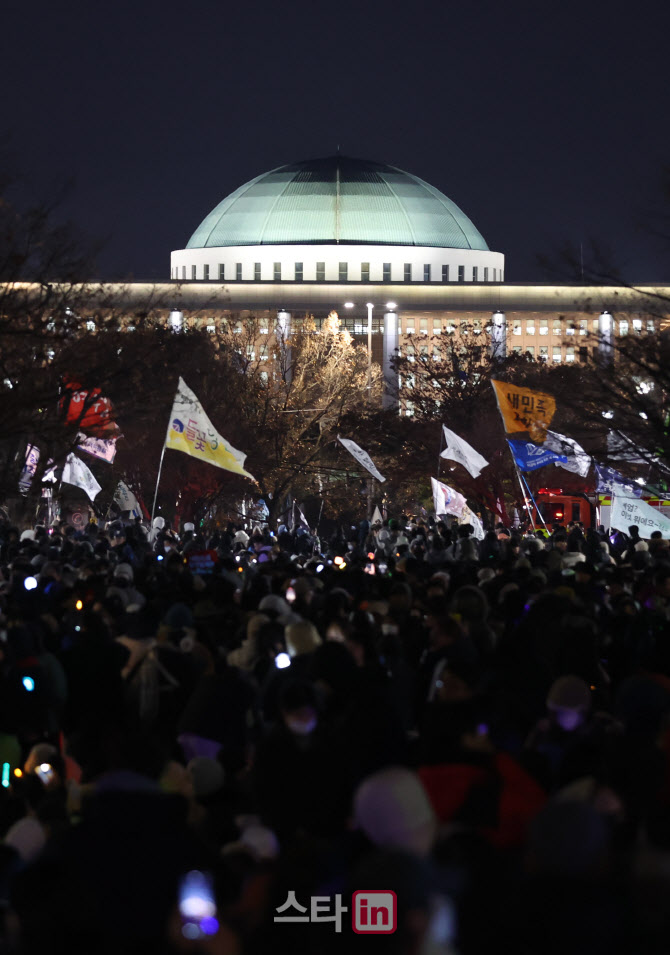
186, 156, 489, 251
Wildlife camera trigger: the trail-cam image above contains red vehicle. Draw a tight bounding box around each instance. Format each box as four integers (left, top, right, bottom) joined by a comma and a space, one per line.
534, 488, 594, 528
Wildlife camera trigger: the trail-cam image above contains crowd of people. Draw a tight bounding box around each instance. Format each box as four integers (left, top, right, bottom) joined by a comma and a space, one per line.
1, 509, 670, 953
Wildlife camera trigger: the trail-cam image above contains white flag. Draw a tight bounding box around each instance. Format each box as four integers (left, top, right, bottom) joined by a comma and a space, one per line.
463, 506, 486, 540
166, 378, 255, 480
607, 430, 662, 468
431, 477, 467, 518
545, 431, 591, 478
371, 505, 384, 525
62, 453, 101, 502
440, 426, 489, 479
610, 484, 670, 538
114, 481, 141, 517
338, 436, 386, 482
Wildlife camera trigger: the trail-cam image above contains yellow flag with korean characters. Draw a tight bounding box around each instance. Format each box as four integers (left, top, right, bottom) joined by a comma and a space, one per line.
491, 379, 556, 444
165, 378, 256, 480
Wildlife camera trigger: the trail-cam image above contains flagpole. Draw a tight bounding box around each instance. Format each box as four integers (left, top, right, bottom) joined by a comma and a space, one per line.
150, 443, 167, 528
437, 425, 444, 480
517, 466, 548, 531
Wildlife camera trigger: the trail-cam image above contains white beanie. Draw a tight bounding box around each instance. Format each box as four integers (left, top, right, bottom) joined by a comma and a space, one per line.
353, 767, 436, 856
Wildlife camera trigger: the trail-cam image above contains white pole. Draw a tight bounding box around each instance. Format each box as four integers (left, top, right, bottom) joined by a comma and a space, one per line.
150, 444, 167, 528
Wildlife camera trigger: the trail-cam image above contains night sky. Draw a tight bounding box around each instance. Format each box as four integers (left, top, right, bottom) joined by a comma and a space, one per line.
4, 0, 670, 283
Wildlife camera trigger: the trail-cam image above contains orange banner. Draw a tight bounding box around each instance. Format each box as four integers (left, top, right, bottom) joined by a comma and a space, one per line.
491, 379, 556, 444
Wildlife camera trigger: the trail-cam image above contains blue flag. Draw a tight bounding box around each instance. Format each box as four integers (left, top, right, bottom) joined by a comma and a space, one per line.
508, 439, 568, 472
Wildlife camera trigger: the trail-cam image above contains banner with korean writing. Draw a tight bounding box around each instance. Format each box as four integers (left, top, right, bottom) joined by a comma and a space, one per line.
610, 486, 670, 538
165, 378, 256, 481
77, 434, 117, 464
491, 380, 556, 444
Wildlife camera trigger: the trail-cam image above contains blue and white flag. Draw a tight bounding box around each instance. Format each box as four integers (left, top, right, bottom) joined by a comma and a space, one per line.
507, 439, 568, 472
595, 463, 643, 498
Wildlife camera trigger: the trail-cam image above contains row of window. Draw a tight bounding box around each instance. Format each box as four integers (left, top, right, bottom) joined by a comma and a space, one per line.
513, 345, 588, 362
396, 345, 594, 389
174, 263, 502, 283
511, 318, 654, 335
399, 318, 656, 336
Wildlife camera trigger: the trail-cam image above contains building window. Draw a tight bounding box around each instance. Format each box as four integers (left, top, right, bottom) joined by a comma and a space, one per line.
361, 262, 370, 282
513, 321, 522, 336
295, 262, 303, 282
405, 401, 415, 417
383, 262, 391, 282
254, 263, 261, 281
539, 321, 548, 336
182, 266, 186, 280
539, 345, 548, 361
442, 264, 449, 282
484, 267, 489, 281
204, 264, 210, 281
405, 318, 415, 335
339, 262, 348, 282
526, 319, 535, 335
647, 319, 655, 332
433, 318, 442, 334
235, 263, 242, 281
473, 320, 482, 335
458, 265, 465, 282
206, 324, 216, 333
274, 262, 282, 281
633, 318, 642, 334
526, 345, 535, 357
404, 263, 412, 282
219, 264, 225, 280
192, 265, 197, 280
513, 345, 522, 354
445, 320, 456, 334
566, 322, 575, 335
592, 319, 599, 332
472, 266, 478, 282
420, 318, 428, 335
553, 319, 562, 335
565, 346, 575, 362
619, 320, 628, 336
424, 264, 431, 282
579, 346, 589, 362
553, 345, 562, 362
316, 262, 325, 282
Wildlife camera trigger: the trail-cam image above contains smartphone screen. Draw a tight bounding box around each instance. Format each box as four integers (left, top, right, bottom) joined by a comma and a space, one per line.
35, 763, 55, 785
178, 870, 219, 940
285, 586, 297, 603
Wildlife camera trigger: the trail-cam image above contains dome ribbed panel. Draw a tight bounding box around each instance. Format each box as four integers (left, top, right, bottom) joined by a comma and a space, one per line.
185, 156, 489, 250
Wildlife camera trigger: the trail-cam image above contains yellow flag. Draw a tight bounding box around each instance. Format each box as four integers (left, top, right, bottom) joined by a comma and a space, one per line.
491, 379, 556, 444
165, 378, 256, 480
